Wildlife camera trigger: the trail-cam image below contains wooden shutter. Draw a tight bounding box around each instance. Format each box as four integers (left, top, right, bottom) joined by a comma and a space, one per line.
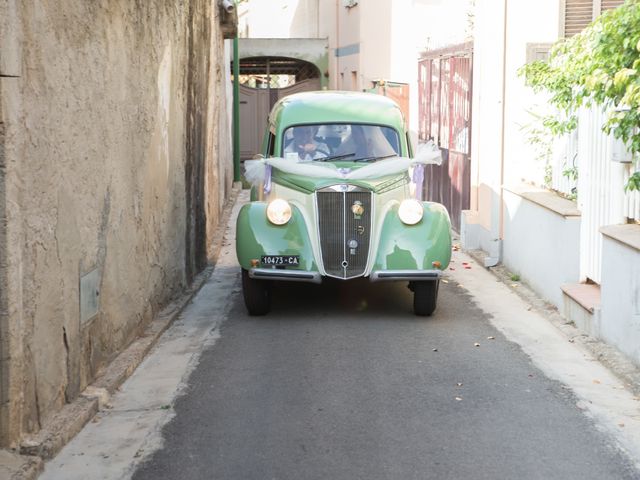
600, 0, 624, 11
563, 0, 624, 37
564, 0, 594, 37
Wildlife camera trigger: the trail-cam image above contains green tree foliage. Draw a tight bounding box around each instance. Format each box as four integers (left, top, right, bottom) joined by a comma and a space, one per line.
520, 0, 640, 192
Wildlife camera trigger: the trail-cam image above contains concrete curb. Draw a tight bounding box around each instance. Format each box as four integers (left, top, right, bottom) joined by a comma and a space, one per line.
465, 248, 640, 397
1, 184, 242, 479
0, 450, 43, 480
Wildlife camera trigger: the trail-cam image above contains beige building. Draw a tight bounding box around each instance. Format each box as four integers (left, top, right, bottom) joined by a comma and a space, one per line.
0, 0, 234, 448
238, 0, 473, 132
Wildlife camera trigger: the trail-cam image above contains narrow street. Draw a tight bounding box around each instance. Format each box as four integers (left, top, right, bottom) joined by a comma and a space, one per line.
4, 2, 640, 479
42, 194, 640, 480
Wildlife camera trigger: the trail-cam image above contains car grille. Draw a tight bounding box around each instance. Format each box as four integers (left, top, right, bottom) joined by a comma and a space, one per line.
316, 186, 372, 279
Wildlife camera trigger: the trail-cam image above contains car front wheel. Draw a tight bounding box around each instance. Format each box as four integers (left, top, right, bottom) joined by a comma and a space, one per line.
412, 280, 439, 316
241, 268, 271, 315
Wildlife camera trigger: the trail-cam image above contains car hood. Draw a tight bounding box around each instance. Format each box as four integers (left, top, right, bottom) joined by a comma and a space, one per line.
273, 168, 409, 194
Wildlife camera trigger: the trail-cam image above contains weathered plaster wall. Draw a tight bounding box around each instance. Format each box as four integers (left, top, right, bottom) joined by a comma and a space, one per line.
206, 14, 234, 263
0, 69, 12, 447
0, 0, 232, 446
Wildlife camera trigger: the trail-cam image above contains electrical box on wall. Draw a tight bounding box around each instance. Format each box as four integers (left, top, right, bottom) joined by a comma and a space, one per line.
611, 136, 633, 163
80, 268, 101, 324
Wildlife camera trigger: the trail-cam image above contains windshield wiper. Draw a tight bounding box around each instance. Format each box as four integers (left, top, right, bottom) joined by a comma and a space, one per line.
315, 153, 356, 162
353, 154, 397, 163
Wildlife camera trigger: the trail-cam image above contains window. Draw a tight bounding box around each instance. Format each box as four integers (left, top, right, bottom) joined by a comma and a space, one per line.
281, 124, 400, 162
267, 132, 275, 157
562, 0, 625, 37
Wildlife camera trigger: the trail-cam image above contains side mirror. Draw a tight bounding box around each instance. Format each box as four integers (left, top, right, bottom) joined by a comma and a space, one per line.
414, 141, 442, 166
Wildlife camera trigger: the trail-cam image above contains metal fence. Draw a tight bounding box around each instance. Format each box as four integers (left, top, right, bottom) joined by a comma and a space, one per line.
624, 169, 640, 221
418, 43, 473, 232
552, 128, 579, 198
576, 106, 640, 283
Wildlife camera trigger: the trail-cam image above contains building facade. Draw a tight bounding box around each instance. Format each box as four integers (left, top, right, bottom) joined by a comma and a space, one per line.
463, 0, 640, 366
0, 0, 234, 448
238, 0, 473, 134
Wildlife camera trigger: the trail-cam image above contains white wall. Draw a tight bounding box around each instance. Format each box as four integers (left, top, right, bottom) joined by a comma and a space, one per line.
468, 0, 506, 256
467, 0, 561, 257
412, 0, 471, 51
502, 191, 581, 309
600, 234, 640, 364
503, 0, 561, 188
240, 0, 307, 38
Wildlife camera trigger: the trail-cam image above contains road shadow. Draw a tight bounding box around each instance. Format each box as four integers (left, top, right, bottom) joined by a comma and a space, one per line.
264, 277, 458, 320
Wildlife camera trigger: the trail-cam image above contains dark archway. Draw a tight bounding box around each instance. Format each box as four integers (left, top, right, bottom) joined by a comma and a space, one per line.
235, 56, 321, 88
233, 56, 322, 159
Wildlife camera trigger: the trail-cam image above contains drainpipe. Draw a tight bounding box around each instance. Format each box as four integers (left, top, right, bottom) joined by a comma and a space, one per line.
335, 0, 340, 89
232, 2, 240, 183
485, 0, 508, 268
499, 0, 508, 244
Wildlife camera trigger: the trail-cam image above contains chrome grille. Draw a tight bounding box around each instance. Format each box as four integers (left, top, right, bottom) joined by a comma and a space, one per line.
317, 186, 372, 279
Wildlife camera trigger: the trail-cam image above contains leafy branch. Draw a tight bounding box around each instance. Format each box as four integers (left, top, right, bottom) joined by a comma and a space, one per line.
519, 0, 640, 192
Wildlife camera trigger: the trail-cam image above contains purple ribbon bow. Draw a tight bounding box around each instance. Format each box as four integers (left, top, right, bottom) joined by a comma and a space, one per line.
412, 164, 425, 201
263, 164, 272, 195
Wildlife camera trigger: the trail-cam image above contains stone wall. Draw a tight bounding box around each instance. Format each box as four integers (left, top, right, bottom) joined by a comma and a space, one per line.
0, 0, 233, 447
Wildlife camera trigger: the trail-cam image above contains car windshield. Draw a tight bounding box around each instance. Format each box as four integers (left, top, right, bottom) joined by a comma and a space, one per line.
282, 124, 400, 163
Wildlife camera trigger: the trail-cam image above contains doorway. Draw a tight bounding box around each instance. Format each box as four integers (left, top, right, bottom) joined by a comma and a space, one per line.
234, 56, 321, 159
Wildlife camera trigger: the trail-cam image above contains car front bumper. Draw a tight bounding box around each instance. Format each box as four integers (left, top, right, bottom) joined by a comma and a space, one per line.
369, 270, 442, 282
249, 268, 322, 283
248, 268, 442, 283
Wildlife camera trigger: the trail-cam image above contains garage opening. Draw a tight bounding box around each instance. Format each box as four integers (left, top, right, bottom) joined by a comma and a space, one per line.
233, 56, 322, 159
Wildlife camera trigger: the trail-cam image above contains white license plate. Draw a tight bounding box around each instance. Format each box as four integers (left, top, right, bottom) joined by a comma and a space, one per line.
261, 255, 300, 266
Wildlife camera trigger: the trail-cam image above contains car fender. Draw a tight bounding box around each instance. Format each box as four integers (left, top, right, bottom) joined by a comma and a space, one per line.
372, 201, 452, 271
236, 202, 318, 271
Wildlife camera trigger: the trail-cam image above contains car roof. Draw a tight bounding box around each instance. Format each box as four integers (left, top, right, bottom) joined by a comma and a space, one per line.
269, 91, 406, 131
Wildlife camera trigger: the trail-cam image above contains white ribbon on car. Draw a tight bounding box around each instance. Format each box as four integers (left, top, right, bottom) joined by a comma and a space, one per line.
244, 140, 442, 196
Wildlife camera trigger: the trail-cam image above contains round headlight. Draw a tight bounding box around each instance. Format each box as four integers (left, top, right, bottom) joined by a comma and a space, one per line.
266, 199, 292, 225
398, 199, 424, 225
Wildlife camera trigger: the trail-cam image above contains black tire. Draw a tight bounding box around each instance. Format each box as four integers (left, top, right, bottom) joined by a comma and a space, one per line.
241, 269, 271, 316
413, 280, 439, 316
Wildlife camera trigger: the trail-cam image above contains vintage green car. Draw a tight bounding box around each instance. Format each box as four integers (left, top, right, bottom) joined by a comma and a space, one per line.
236, 91, 451, 316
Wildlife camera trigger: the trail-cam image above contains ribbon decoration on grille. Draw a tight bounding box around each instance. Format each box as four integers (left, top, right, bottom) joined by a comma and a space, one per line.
244, 140, 442, 192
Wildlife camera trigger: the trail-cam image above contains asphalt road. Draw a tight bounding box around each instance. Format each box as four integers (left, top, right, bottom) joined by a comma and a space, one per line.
132, 278, 637, 480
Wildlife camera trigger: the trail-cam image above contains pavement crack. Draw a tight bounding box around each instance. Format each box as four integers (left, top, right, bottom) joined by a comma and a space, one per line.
105, 406, 174, 415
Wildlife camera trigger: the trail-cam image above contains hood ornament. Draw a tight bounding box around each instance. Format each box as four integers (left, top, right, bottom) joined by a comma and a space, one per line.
351, 200, 364, 219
